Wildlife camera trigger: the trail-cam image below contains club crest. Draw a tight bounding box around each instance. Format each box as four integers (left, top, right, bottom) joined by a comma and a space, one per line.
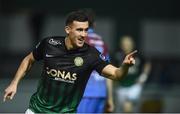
74, 57, 84, 66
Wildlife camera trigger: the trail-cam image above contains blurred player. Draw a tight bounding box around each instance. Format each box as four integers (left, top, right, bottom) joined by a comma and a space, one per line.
115, 35, 151, 112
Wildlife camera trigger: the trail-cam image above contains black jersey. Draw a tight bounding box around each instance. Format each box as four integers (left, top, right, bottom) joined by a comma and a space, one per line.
29, 36, 109, 113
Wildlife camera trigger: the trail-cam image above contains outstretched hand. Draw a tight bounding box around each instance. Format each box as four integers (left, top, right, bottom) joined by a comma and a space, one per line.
3, 84, 17, 102
122, 50, 137, 66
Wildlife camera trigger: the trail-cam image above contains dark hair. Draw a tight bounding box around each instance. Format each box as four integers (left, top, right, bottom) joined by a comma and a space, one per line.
81, 8, 95, 28
65, 10, 89, 26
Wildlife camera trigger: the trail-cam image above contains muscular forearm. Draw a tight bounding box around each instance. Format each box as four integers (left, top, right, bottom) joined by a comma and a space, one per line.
115, 64, 129, 80
3, 53, 35, 102
102, 64, 130, 81
11, 53, 34, 85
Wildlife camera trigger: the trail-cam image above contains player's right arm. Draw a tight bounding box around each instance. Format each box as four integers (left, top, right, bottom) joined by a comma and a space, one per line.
101, 50, 137, 81
3, 52, 35, 102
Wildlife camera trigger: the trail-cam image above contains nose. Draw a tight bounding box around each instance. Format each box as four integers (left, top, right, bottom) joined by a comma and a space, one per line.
81, 31, 87, 37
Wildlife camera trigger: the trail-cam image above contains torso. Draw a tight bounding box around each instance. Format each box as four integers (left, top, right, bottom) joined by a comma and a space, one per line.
29, 36, 108, 113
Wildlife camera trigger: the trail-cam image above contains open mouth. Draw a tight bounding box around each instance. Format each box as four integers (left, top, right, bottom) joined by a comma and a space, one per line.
78, 38, 84, 43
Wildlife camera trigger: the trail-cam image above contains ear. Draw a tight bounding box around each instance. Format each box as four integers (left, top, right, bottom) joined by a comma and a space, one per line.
65, 26, 70, 34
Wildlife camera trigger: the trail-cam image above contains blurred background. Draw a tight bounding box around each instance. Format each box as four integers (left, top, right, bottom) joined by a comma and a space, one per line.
0, 0, 180, 113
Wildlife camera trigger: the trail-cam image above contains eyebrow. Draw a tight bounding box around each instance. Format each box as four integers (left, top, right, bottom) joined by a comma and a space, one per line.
76, 27, 89, 31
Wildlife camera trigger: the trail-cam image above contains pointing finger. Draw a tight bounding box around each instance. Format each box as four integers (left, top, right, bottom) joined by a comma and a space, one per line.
127, 50, 137, 58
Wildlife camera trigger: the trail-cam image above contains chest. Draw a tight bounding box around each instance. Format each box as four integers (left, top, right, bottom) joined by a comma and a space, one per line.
43, 46, 93, 71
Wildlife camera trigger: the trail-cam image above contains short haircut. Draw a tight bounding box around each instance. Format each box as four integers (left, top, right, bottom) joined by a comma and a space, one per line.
80, 8, 95, 28
65, 10, 89, 26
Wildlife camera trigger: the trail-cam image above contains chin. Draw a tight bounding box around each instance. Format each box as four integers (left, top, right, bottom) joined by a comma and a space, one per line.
77, 43, 84, 48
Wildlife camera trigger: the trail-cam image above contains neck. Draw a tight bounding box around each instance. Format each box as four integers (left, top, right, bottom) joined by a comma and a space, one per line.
65, 37, 76, 50
65, 37, 71, 50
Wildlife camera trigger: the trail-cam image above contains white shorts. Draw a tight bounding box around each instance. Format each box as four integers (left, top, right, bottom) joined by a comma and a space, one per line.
116, 83, 142, 103
25, 109, 34, 114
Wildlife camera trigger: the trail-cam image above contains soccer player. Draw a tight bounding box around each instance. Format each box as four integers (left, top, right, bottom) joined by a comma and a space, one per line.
3, 10, 137, 113
77, 9, 114, 113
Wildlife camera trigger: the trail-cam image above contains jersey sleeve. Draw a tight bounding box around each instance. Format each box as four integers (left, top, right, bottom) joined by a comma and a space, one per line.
91, 48, 110, 75
32, 39, 46, 61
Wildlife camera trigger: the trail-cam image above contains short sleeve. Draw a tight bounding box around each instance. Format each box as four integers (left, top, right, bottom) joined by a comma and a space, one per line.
92, 48, 110, 74
32, 39, 45, 61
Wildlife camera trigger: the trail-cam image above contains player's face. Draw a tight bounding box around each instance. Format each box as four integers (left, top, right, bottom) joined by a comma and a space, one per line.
65, 21, 89, 48
120, 37, 134, 53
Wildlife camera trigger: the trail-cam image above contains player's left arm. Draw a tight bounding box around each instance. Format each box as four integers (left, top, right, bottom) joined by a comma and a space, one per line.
101, 50, 137, 80
137, 61, 152, 84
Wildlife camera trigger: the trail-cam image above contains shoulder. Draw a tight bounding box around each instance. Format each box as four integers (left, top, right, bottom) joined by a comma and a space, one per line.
85, 42, 101, 56
43, 36, 65, 42
41, 36, 65, 45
